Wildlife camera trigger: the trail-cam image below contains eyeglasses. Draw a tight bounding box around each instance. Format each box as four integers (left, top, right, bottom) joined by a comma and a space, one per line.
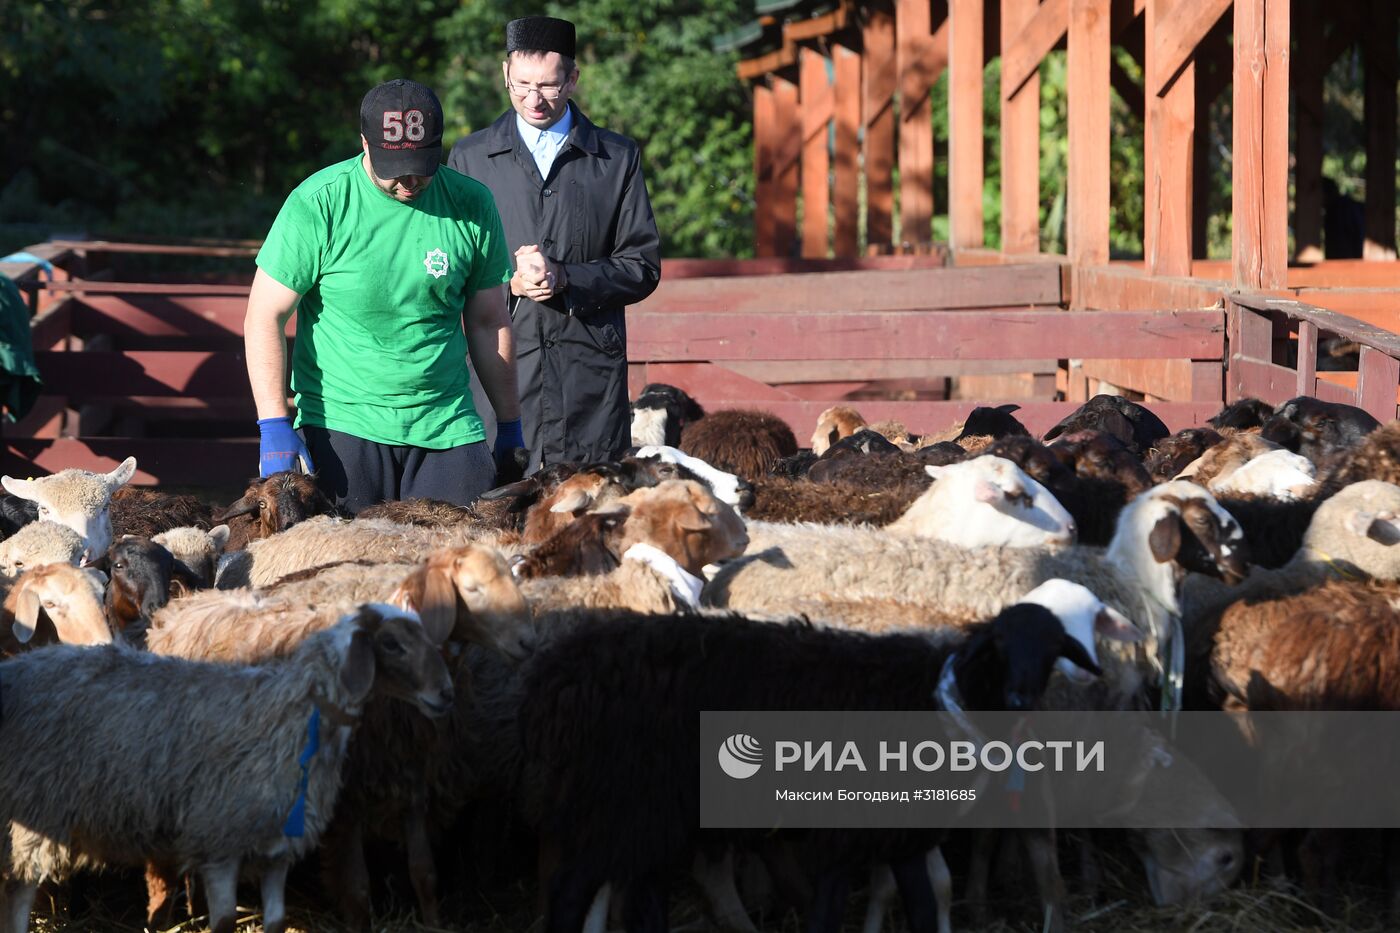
505, 78, 567, 101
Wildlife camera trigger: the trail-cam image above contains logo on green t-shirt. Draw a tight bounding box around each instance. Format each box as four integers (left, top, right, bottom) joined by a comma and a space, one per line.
423, 248, 450, 279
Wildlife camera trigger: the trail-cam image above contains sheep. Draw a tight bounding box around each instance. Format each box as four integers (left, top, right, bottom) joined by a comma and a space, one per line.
1176, 432, 1284, 485
1049, 430, 1153, 494
0, 457, 136, 565
1320, 419, 1400, 493
472, 463, 586, 532
811, 405, 867, 454
1144, 428, 1225, 483
1207, 492, 1322, 568
1209, 397, 1273, 431
951, 404, 1031, 449
707, 481, 1249, 711
1261, 396, 1381, 467
109, 485, 214, 539
820, 428, 903, 458
0, 521, 85, 579
152, 543, 529, 664
517, 584, 1126, 933
632, 445, 754, 510
680, 408, 798, 482
631, 382, 705, 448
885, 457, 1076, 548
517, 480, 750, 613
983, 435, 1126, 546
103, 537, 202, 647
512, 512, 628, 580
865, 419, 919, 451
152, 524, 230, 588
355, 496, 479, 528
0, 564, 109, 653
1181, 480, 1400, 690
0, 603, 452, 933
1043, 395, 1171, 458
805, 449, 935, 490
0, 497, 37, 539
215, 470, 339, 551
1209, 448, 1317, 499
768, 450, 820, 478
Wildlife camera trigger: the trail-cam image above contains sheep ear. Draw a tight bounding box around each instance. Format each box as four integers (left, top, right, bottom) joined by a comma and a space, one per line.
923, 465, 946, 480
209, 525, 231, 552
1367, 514, 1400, 546
1147, 515, 1182, 563
1095, 606, 1145, 643
169, 560, 202, 599
215, 496, 259, 522
419, 566, 459, 646
674, 506, 712, 533
10, 587, 42, 644
480, 476, 539, 501
1059, 633, 1103, 676
550, 489, 594, 514
339, 611, 380, 702
106, 457, 138, 489
1, 476, 36, 501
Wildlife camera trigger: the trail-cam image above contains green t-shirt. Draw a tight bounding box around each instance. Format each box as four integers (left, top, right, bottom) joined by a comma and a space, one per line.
256, 155, 511, 448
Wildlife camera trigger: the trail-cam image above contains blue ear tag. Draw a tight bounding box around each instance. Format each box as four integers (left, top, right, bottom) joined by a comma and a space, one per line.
283, 706, 322, 837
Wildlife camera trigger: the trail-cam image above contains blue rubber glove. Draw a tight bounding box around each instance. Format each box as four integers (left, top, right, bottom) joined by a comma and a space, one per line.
492, 418, 527, 482
257, 416, 314, 477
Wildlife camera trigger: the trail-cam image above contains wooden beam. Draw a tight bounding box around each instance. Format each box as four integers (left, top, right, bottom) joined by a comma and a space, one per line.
628, 309, 1223, 361
1291, 0, 1325, 262
753, 84, 777, 257
1150, 0, 1231, 94
635, 263, 1064, 313
773, 76, 801, 258
897, 0, 947, 246
1068, 0, 1112, 267
737, 44, 798, 81
784, 4, 851, 42
1001, 0, 1042, 254
1145, 0, 1195, 277
800, 47, 833, 258
1231, 0, 1289, 289
833, 44, 861, 257
864, 7, 898, 250
949, 0, 986, 249
1363, 0, 1398, 260
1001, 0, 1069, 100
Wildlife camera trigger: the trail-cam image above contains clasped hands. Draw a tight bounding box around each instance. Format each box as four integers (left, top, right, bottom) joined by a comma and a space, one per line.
510, 244, 566, 301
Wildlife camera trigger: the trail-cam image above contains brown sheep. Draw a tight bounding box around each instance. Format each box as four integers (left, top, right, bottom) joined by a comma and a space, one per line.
1321, 420, 1400, 493
215, 471, 339, 550
110, 486, 214, 539
810, 405, 867, 454
681, 409, 797, 483
1144, 428, 1225, 483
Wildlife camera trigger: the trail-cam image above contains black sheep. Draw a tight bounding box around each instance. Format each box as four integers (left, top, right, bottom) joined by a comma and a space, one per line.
520, 598, 1108, 933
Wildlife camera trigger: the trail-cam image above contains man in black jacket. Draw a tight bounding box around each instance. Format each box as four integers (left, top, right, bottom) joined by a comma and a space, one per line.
448, 15, 661, 471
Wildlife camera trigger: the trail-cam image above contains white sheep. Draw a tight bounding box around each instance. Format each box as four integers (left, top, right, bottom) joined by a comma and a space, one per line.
0, 603, 450, 933
886, 456, 1076, 547
633, 444, 749, 510
153, 524, 230, 588
0, 457, 137, 565
1208, 448, 1317, 499
0, 521, 85, 579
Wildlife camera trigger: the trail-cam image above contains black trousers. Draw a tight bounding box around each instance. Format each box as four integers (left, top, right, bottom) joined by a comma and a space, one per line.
303, 426, 496, 515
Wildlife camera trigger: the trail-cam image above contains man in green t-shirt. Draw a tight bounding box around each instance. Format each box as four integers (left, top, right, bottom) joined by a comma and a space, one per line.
244, 79, 524, 513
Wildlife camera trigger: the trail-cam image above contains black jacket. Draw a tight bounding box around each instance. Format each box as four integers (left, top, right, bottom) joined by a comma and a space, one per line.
448, 104, 661, 469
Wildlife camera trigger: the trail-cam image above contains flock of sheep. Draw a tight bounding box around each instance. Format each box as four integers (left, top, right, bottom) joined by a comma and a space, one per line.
2, 385, 1400, 933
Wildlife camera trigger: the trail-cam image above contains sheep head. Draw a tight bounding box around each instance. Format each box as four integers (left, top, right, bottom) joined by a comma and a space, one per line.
0, 457, 136, 566
607, 479, 749, 577
391, 544, 531, 660
3, 563, 110, 649
0, 521, 86, 578
888, 455, 1076, 548
334, 603, 453, 716
810, 405, 867, 455
215, 471, 336, 542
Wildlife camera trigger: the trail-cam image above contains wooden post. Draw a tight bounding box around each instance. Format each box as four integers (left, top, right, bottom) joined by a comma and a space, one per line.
1292, 0, 1324, 262
1145, 0, 1195, 277
949, 0, 985, 250
1232, 0, 1289, 290
1068, 0, 1111, 267
1363, 0, 1398, 260
753, 83, 777, 258
833, 44, 862, 257
897, 0, 943, 247
774, 75, 801, 258
800, 47, 833, 258
864, 7, 897, 250
1000, 0, 1041, 254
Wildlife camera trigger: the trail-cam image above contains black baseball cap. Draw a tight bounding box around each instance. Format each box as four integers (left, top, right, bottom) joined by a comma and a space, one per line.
360, 79, 444, 178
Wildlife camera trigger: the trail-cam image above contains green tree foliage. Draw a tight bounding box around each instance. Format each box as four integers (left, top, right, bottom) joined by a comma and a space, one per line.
0, 0, 754, 257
